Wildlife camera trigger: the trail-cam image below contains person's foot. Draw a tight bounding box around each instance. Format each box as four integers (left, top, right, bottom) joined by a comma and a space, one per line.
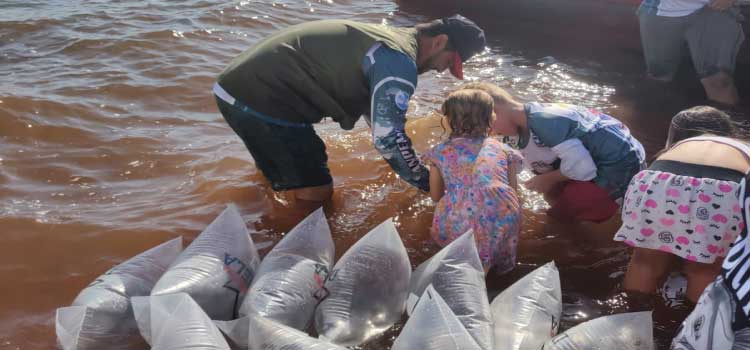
701, 72, 740, 107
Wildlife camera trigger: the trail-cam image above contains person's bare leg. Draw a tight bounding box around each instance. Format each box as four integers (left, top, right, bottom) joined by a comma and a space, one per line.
293, 183, 333, 202
683, 259, 723, 303
701, 71, 740, 106
623, 248, 675, 295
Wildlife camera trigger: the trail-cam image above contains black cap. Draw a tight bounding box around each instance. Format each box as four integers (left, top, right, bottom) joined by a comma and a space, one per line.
441, 15, 486, 62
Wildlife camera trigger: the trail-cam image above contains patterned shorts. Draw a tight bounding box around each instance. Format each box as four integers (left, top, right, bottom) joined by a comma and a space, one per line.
614, 160, 744, 264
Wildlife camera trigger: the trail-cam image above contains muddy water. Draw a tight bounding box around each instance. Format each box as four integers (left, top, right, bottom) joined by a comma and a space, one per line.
0, 0, 741, 349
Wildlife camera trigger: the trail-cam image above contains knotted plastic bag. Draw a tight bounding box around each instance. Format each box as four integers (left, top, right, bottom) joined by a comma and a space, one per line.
542, 311, 654, 350
491, 261, 562, 350
314, 218, 411, 346
55, 237, 182, 350
239, 207, 334, 330
132, 293, 230, 349
392, 285, 482, 350
408, 230, 493, 350
151, 204, 260, 320
216, 314, 348, 350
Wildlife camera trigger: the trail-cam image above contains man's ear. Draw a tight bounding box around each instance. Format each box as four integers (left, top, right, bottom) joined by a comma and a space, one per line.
433, 34, 449, 51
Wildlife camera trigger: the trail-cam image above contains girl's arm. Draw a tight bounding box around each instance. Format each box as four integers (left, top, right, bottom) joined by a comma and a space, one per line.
509, 160, 519, 193
429, 164, 445, 202
505, 147, 525, 206
508, 159, 524, 208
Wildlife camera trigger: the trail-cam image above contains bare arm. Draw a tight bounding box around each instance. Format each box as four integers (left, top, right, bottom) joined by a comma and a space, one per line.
508, 159, 523, 208
429, 164, 445, 202
508, 159, 519, 193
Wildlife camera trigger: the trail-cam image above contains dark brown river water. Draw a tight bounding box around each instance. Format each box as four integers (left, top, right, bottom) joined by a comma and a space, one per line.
1, 1, 748, 349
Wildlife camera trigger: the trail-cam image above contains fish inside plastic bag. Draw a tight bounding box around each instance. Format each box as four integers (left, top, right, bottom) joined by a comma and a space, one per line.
216, 313, 348, 350
491, 261, 562, 350
55, 237, 182, 350
132, 292, 230, 349
542, 311, 654, 350
239, 207, 334, 330
408, 230, 493, 350
392, 284, 482, 350
314, 218, 411, 347
151, 204, 260, 320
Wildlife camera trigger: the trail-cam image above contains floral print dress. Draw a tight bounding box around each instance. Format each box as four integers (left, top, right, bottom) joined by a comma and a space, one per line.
425, 136, 522, 272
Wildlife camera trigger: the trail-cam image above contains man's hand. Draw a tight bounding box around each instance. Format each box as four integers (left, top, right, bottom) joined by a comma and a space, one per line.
708, 0, 736, 10
524, 170, 567, 194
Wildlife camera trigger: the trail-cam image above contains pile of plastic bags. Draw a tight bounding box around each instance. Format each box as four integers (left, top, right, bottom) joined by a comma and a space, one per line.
56, 236, 182, 350
56, 205, 655, 350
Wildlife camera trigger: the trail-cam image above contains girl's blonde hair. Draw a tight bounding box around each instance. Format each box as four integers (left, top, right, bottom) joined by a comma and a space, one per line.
441, 89, 495, 138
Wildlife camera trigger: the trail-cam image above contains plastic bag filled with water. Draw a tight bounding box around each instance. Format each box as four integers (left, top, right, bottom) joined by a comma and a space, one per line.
542, 311, 654, 350
660, 272, 688, 308
408, 230, 493, 350
392, 285, 482, 350
239, 207, 334, 330
131, 293, 230, 349
151, 204, 260, 320
216, 314, 349, 350
214, 317, 251, 350
55, 237, 182, 350
491, 261, 562, 350
314, 218, 411, 346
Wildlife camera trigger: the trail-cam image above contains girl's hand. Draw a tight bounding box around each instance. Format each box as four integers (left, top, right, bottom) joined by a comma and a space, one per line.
429, 164, 445, 202
708, 0, 736, 10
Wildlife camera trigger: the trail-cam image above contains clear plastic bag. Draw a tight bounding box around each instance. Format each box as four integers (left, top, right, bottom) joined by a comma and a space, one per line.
392, 285, 482, 350
542, 312, 654, 350
239, 207, 334, 330
55, 237, 182, 349
408, 230, 493, 350
214, 317, 250, 350
314, 218, 411, 347
151, 205, 260, 320
491, 261, 562, 350
660, 272, 688, 308
132, 293, 230, 349
216, 314, 349, 350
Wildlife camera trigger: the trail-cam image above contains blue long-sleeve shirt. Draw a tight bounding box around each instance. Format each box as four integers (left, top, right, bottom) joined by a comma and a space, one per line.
362, 43, 430, 191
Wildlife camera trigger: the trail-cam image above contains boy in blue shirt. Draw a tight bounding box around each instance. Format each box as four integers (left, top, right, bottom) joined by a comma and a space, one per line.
464, 82, 646, 223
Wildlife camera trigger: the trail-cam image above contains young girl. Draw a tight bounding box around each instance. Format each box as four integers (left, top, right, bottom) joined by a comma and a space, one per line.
425, 89, 522, 274
614, 106, 750, 303
462, 82, 646, 224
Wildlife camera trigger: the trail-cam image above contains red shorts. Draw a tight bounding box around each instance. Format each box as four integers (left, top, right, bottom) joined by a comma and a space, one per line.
546, 181, 619, 223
